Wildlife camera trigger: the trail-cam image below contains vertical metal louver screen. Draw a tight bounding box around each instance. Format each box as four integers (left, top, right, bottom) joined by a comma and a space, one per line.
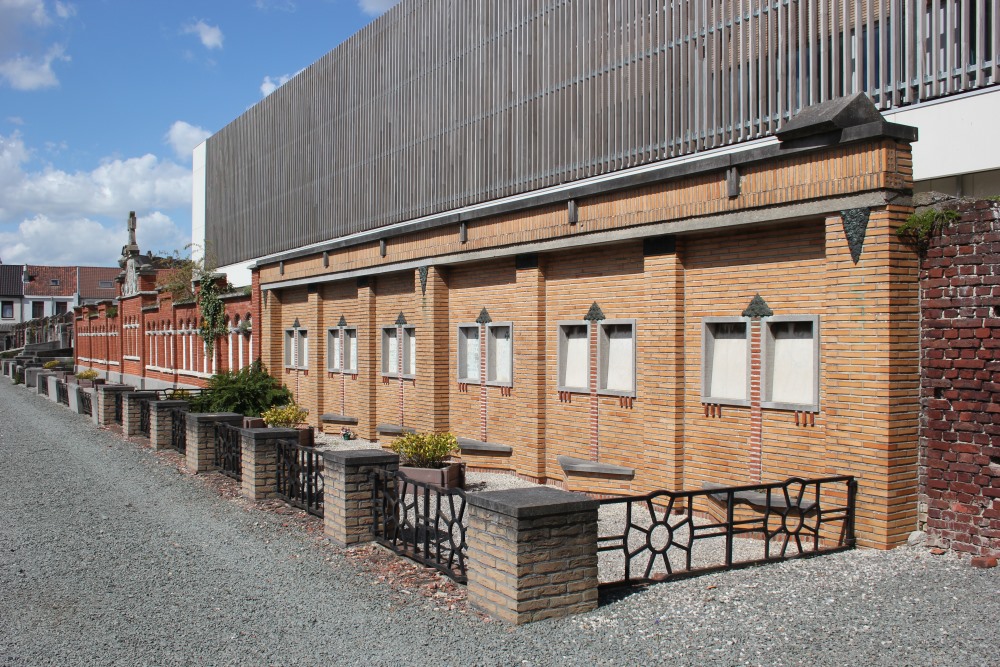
206, 0, 998, 266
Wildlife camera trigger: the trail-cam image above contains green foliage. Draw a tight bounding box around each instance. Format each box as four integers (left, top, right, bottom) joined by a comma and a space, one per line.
390, 431, 458, 469
194, 360, 291, 417
261, 403, 308, 427
896, 208, 959, 255
105, 306, 118, 319
196, 278, 231, 356
42, 360, 61, 369
75, 369, 99, 380
0, 349, 20, 359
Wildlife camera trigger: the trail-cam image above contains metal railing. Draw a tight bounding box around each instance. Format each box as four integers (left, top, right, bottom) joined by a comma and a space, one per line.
214, 422, 242, 481
55, 381, 69, 406
138, 399, 151, 438
597, 476, 856, 588
113, 392, 123, 425
78, 388, 92, 417
38, 378, 49, 396
370, 468, 468, 583
275, 438, 324, 517
170, 408, 187, 454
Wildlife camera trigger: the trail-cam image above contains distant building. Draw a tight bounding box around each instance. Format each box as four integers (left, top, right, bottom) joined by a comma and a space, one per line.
0, 264, 24, 351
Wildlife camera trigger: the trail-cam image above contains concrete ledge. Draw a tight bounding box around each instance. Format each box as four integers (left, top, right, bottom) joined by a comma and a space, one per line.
468, 486, 597, 519
702, 482, 817, 512
187, 412, 244, 423
375, 423, 415, 436
557, 455, 635, 480
323, 449, 399, 466
321, 413, 358, 425
148, 400, 190, 409
457, 437, 513, 455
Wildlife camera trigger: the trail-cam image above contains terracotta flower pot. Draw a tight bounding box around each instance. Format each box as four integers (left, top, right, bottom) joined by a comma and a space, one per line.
398, 461, 465, 489
244, 417, 266, 429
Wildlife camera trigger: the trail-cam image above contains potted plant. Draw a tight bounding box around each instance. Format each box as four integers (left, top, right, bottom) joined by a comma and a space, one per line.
390, 431, 464, 489
341, 427, 356, 440
261, 403, 313, 447
74, 368, 103, 388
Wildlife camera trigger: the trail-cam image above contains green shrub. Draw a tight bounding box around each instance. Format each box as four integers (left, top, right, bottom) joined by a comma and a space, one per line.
390, 432, 458, 469
75, 369, 99, 380
196, 360, 291, 417
896, 208, 959, 255
261, 403, 308, 427
42, 360, 61, 370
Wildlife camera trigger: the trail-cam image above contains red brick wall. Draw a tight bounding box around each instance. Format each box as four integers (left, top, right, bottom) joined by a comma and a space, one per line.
920, 200, 1000, 557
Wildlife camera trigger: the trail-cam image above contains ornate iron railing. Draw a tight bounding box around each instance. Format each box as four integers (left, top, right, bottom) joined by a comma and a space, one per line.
170, 408, 187, 454
113, 392, 123, 425
275, 438, 324, 517
55, 381, 69, 406
38, 377, 49, 396
597, 476, 856, 588
138, 398, 151, 438
78, 388, 93, 417
370, 468, 468, 583
214, 422, 242, 481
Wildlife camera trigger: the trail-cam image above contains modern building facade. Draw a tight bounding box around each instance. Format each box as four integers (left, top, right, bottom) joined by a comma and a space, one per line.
191, 1, 999, 549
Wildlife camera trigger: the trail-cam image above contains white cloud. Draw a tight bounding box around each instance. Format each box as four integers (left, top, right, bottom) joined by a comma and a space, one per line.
165, 121, 211, 161
358, 0, 399, 15
0, 43, 69, 90
53, 1, 74, 20
7, 116, 25, 125
183, 20, 223, 50
254, 0, 296, 11
0, 0, 51, 29
0, 210, 187, 265
260, 73, 294, 97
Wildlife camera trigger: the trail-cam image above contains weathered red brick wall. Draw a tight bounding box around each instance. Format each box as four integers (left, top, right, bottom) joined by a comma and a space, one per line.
920, 200, 1000, 557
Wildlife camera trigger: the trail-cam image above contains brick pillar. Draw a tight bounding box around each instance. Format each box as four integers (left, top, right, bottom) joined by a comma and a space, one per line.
148, 400, 189, 450
358, 278, 379, 441
185, 413, 243, 473
514, 257, 546, 480
94, 384, 133, 426
466, 487, 599, 624
122, 391, 157, 437
321, 450, 399, 547
240, 427, 298, 501
423, 266, 450, 432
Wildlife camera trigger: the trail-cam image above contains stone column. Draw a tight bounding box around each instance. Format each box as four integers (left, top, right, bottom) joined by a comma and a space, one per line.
240, 427, 299, 501
466, 487, 599, 624
122, 391, 158, 437
94, 385, 134, 426
46, 375, 61, 403
321, 450, 399, 547
185, 413, 243, 474
148, 400, 189, 450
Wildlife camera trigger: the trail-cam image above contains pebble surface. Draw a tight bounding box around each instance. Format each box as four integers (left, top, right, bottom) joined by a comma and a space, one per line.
1, 380, 998, 666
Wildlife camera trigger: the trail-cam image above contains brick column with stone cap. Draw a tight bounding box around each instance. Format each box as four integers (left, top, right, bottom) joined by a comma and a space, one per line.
240, 427, 299, 501
466, 486, 599, 624
185, 413, 243, 474
122, 391, 158, 438
148, 400, 189, 450
94, 385, 134, 426
321, 450, 399, 547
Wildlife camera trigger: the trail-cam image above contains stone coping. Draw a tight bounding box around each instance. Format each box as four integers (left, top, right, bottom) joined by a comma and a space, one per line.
242, 427, 299, 440
457, 437, 513, 455
468, 486, 598, 519
147, 400, 190, 408
375, 423, 415, 436
186, 412, 243, 423
556, 455, 635, 479
322, 449, 399, 466
97, 384, 135, 393
321, 413, 358, 425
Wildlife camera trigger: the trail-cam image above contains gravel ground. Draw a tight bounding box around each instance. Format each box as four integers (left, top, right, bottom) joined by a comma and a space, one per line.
2, 380, 999, 666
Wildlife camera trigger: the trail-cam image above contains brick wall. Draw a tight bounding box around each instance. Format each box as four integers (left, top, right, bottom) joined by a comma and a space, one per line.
919, 200, 1000, 558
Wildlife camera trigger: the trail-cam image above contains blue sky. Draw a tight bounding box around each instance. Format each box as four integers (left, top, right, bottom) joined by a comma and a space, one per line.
0, 0, 398, 267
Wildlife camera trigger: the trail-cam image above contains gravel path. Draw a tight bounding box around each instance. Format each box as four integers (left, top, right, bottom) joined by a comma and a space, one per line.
1, 380, 998, 666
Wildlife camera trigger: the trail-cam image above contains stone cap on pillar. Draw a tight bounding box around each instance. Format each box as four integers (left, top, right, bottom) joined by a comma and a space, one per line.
187, 412, 244, 423
468, 487, 598, 519
322, 449, 400, 467
148, 399, 190, 408
242, 427, 299, 441
98, 384, 135, 393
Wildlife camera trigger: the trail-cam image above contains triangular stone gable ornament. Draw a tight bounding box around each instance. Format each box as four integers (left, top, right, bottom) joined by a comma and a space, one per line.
476, 308, 492, 324
741, 294, 774, 318
337, 315, 348, 328
840, 208, 871, 264
418, 266, 429, 295
292, 318, 301, 329
395, 312, 407, 326
584, 302, 606, 321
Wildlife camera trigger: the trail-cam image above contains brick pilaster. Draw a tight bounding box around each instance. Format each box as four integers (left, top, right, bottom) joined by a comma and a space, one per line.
466, 487, 599, 624
321, 450, 399, 547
